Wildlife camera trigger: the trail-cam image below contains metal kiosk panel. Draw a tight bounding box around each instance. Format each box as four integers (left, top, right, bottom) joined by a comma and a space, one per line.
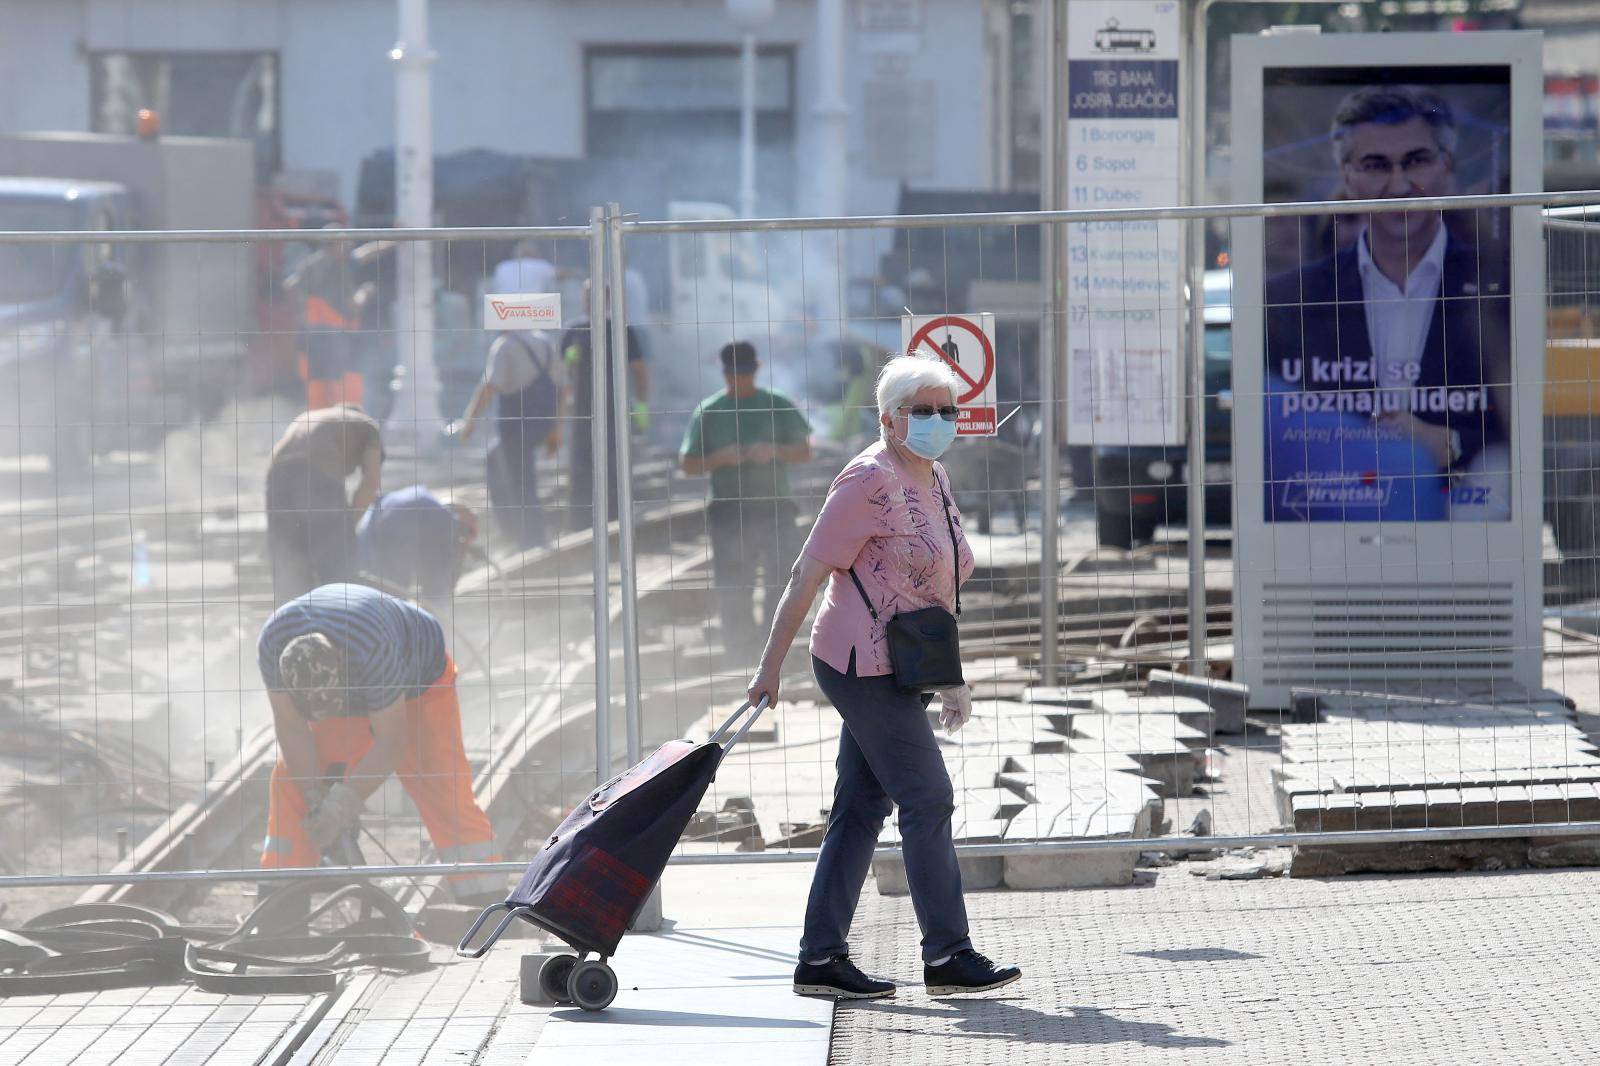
1229, 32, 1546, 707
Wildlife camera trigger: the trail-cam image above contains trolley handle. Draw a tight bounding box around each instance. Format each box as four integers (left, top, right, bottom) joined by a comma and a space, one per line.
709, 696, 770, 764
456, 902, 525, 959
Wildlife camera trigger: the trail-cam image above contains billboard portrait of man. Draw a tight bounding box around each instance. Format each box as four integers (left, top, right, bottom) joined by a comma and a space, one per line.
1262, 77, 1513, 522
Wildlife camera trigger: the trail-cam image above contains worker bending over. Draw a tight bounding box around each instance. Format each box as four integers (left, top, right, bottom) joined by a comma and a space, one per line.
258, 582, 503, 903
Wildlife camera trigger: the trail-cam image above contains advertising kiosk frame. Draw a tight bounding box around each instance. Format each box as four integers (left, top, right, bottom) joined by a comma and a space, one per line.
1229, 31, 1545, 707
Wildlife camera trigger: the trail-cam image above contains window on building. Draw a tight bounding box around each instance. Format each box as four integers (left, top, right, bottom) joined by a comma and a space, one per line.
90, 52, 280, 178
584, 47, 797, 216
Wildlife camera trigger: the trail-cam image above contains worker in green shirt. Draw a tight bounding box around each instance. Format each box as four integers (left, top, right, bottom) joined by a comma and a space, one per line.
680, 341, 812, 664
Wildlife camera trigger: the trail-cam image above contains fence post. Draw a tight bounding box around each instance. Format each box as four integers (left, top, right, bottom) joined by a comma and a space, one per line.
1038, 0, 1063, 687
606, 202, 642, 766
1184, 0, 1208, 675
588, 206, 612, 783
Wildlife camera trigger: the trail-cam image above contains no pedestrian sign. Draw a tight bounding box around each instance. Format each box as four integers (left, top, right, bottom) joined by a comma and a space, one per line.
901, 313, 998, 436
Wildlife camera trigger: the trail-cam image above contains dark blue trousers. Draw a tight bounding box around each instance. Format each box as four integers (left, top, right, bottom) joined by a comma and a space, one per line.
800, 654, 972, 965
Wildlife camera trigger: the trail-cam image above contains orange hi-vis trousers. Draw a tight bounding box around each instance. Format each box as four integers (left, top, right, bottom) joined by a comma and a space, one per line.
261, 657, 503, 899
297, 355, 364, 411
299, 295, 363, 410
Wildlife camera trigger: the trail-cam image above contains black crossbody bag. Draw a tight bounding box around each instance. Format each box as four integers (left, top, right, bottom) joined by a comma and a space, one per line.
847, 484, 964, 692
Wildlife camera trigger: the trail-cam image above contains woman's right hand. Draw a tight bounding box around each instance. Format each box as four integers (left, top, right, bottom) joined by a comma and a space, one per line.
747, 664, 780, 710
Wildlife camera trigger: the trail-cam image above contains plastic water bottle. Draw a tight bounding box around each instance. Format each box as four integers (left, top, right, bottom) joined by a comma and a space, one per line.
132, 530, 150, 590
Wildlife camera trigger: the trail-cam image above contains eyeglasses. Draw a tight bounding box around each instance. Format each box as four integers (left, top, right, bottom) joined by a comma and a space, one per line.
899, 404, 961, 422
1346, 149, 1445, 178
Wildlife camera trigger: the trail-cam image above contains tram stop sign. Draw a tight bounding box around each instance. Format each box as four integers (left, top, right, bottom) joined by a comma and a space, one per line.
900, 312, 998, 436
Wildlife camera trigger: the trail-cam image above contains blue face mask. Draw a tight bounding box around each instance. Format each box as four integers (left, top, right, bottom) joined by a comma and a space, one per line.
900, 409, 958, 459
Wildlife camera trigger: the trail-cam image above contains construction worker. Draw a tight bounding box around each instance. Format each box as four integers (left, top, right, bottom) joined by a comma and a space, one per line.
680, 341, 812, 664
258, 582, 503, 903
456, 327, 567, 549
356, 484, 479, 603
285, 227, 363, 410
562, 279, 650, 532
265, 404, 384, 607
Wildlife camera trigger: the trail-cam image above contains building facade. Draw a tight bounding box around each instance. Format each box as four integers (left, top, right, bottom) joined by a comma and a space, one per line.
0, 0, 1031, 222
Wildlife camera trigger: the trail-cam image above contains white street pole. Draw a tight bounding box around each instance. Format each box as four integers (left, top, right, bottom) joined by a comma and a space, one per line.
728, 0, 775, 217
392, 0, 440, 441
813, 0, 848, 217
740, 31, 758, 218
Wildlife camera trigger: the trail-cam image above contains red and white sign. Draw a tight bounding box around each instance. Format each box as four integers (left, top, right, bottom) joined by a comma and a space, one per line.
483, 292, 562, 330
901, 312, 998, 436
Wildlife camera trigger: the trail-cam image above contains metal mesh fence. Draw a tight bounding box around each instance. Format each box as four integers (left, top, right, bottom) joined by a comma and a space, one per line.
2, 190, 1599, 919
0, 223, 603, 917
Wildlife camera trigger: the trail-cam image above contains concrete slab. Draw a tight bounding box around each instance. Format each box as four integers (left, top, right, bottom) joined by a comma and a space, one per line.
1089, 689, 1219, 734
1144, 670, 1250, 734
872, 851, 1005, 894
999, 799, 1152, 890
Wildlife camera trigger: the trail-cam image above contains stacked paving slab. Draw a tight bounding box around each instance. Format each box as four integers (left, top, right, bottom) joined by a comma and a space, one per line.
1279, 683, 1600, 874
872, 684, 1237, 892
690, 674, 1250, 893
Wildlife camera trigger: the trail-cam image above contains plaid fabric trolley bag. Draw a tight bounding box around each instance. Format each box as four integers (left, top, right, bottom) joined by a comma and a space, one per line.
458, 699, 767, 1011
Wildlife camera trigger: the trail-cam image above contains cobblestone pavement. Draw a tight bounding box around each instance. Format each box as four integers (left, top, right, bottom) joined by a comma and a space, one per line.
832, 863, 1600, 1064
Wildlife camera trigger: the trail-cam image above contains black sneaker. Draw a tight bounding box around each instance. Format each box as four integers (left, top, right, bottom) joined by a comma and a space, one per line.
923, 949, 1021, 996
793, 955, 896, 1000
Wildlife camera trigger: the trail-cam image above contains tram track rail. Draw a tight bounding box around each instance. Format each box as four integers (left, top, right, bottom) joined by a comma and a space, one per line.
4, 440, 1263, 933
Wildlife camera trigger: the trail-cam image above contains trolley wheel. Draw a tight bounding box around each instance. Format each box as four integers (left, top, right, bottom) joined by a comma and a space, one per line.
538, 954, 579, 1004
566, 960, 618, 1011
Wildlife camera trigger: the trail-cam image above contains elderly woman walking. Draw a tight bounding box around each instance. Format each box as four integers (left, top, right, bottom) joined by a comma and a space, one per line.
748, 350, 1022, 1000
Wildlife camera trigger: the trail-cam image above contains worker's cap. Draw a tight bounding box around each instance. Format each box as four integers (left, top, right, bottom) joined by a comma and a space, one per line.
719, 341, 759, 374
279, 632, 348, 720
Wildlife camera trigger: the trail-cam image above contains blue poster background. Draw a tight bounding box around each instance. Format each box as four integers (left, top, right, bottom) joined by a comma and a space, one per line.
1263, 375, 1450, 522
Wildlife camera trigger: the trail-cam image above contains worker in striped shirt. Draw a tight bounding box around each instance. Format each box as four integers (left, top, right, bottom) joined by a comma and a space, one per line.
257, 583, 502, 902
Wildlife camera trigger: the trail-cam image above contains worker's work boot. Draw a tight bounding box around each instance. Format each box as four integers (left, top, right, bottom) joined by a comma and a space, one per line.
793, 955, 896, 999
923, 949, 1021, 996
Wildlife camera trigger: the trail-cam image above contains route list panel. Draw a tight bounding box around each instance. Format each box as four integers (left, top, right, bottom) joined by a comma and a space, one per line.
1064, 0, 1184, 447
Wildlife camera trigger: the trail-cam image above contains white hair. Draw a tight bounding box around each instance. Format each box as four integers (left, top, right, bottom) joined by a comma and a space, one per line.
875, 349, 962, 440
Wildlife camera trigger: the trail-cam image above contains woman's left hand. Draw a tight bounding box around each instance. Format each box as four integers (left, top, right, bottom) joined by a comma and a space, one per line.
938, 684, 973, 735
747, 665, 781, 710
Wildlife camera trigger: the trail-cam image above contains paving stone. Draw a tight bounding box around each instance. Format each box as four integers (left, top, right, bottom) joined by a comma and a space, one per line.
1144, 670, 1250, 734
838, 858, 1600, 1063
999, 800, 1151, 890
1289, 838, 1532, 876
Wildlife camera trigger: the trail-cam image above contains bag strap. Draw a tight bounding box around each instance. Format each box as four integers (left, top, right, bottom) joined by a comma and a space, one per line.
847, 470, 963, 621
936, 475, 962, 618
847, 565, 880, 621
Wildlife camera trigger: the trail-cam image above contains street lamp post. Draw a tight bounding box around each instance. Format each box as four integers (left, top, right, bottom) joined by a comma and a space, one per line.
727, 0, 776, 219
392, 0, 441, 443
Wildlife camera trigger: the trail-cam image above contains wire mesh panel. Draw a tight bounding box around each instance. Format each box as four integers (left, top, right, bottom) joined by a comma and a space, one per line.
4, 192, 1600, 924
0, 224, 605, 918
615, 191, 1600, 890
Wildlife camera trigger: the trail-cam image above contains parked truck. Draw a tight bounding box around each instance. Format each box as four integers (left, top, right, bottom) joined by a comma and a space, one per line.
0, 131, 256, 472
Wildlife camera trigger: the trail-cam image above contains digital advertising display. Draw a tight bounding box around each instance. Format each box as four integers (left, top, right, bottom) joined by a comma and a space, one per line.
1260, 66, 1514, 523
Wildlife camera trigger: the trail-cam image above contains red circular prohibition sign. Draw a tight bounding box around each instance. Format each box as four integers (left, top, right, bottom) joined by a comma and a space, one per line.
908, 316, 994, 404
